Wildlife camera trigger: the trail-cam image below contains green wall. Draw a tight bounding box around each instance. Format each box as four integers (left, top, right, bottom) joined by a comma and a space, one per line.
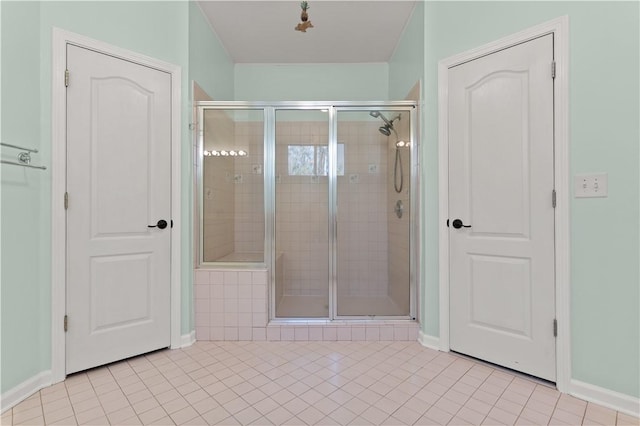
1, 0, 49, 395
234, 63, 389, 101
189, 1, 234, 101
388, 1, 424, 100
1, 1, 234, 394
422, 1, 639, 398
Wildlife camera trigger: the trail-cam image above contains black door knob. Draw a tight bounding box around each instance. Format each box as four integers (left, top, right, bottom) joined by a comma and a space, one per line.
148, 219, 168, 229
452, 219, 471, 229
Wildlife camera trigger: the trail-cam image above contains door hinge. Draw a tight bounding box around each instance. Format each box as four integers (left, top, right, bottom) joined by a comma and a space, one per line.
551, 61, 556, 79
64, 315, 68, 332
65, 69, 69, 87
64, 192, 69, 210
552, 189, 557, 208
553, 318, 557, 337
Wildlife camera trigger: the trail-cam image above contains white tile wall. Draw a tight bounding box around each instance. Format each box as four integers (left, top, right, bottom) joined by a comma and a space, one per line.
194, 269, 268, 341
194, 267, 419, 342
274, 121, 390, 299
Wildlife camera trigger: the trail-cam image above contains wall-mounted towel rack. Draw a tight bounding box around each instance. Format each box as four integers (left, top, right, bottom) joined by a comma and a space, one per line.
1, 142, 47, 170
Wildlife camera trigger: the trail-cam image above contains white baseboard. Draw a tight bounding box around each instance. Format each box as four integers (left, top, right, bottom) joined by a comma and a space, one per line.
418, 331, 441, 351
0, 370, 52, 414
180, 330, 196, 348
570, 379, 640, 418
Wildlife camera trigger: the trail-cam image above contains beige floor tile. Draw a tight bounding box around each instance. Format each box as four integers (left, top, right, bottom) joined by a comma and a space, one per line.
138, 406, 168, 425
106, 406, 137, 424
200, 406, 233, 425
263, 407, 296, 425
2, 342, 633, 426
360, 405, 388, 425
43, 406, 74, 424
393, 406, 423, 425
424, 406, 454, 425
169, 406, 199, 425
13, 405, 43, 423
81, 415, 109, 425
585, 402, 618, 425
617, 413, 640, 426
13, 397, 42, 414
74, 407, 106, 424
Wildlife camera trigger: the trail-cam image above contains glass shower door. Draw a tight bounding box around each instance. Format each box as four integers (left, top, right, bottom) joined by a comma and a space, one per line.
274, 109, 330, 318
335, 110, 412, 317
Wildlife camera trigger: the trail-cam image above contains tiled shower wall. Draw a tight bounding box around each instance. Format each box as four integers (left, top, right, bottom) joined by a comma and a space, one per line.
388, 84, 419, 315
233, 121, 264, 254
194, 269, 269, 341
202, 116, 265, 261
275, 120, 390, 299
275, 121, 330, 297
336, 121, 389, 297
196, 115, 417, 341
387, 110, 412, 314
204, 118, 397, 299
194, 268, 420, 341
202, 111, 235, 261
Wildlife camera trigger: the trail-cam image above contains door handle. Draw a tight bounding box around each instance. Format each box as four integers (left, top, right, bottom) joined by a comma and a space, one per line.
148, 219, 168, 229
451, 219, 471, 229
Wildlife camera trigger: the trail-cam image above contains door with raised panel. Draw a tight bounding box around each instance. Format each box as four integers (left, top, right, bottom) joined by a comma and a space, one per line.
65, 44, 171, 374
448, 35, 556, 381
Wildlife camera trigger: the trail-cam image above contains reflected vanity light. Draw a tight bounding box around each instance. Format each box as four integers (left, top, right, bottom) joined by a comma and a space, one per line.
203, 149, 247, 157
396, 140, 410, 148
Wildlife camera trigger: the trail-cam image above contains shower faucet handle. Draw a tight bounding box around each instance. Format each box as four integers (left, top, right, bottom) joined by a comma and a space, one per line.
394, 200, 404, 219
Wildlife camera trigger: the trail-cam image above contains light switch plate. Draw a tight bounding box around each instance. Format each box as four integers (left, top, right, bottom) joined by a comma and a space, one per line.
574, 173, 608, 198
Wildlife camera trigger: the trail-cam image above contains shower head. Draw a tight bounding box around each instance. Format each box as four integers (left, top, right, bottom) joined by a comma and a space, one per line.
370, 111, 401, 129
379, 125, 391, 136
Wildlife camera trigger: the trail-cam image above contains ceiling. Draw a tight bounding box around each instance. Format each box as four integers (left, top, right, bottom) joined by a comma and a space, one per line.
197, 1, 417, 63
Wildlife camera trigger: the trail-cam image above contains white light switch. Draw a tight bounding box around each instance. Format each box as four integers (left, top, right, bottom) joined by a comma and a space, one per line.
574, 173, 608, 198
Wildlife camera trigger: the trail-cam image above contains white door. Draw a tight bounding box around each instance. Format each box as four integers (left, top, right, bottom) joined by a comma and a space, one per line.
66, 45, 172, 374
448, 35, 556, 381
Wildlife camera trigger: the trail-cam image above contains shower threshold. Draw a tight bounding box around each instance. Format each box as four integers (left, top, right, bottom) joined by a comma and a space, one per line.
276, 294, 409, 319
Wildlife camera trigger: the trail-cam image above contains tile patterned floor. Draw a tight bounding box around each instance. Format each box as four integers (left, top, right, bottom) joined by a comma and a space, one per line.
2, 341, 638, 425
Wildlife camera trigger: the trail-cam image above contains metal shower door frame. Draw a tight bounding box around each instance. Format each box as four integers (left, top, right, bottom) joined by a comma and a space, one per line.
195, 101, 418, 323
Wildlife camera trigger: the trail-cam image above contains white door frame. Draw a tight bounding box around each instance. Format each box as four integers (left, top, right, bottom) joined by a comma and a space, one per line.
437, 16, 570, 392
51, 28, 182, 383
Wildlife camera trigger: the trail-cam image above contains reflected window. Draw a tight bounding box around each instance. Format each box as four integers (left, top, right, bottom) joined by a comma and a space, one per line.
287, 144, 344, 176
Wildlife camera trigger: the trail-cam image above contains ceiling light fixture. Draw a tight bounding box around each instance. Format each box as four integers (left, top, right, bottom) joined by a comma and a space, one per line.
295, 1, 314, 33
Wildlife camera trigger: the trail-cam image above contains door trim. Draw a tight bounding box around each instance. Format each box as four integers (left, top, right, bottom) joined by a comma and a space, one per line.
437, 16, 570, 391
51, 28, 182, 383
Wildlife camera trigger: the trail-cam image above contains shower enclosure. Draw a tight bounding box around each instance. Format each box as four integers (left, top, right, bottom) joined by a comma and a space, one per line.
197, 102, 417, 321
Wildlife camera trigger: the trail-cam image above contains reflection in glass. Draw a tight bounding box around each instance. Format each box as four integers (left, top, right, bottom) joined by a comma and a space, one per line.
275, 110, 329, 317
287, 144, 344, 176
201, 109, 264, 263
335, 110, 411, 316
